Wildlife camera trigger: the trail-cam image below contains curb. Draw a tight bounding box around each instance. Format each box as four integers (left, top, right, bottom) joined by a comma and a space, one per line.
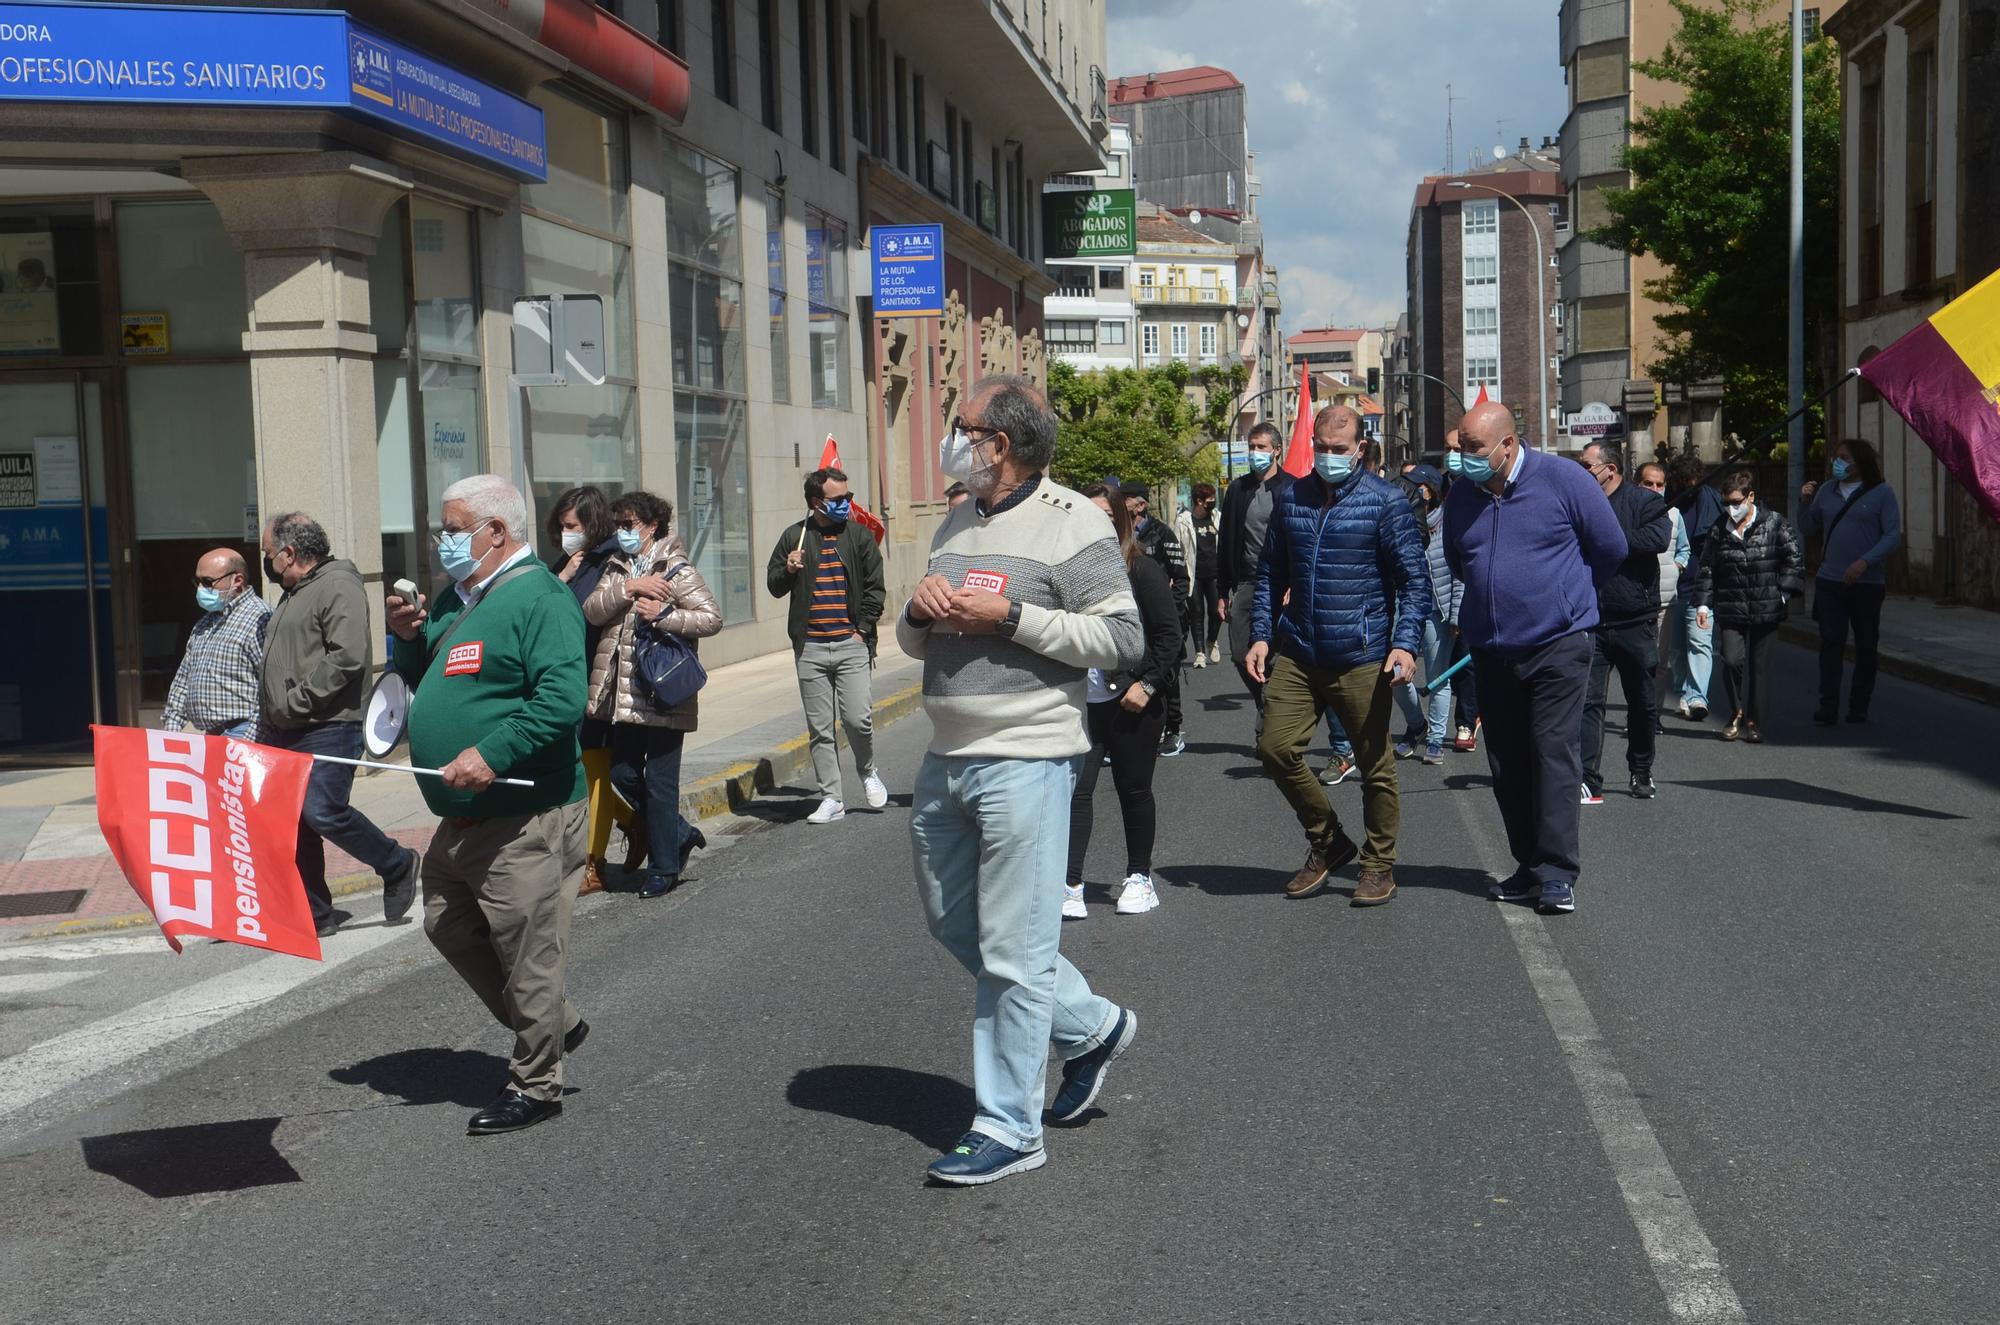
3, 681, 929, 946
1777, 623, 2000, 709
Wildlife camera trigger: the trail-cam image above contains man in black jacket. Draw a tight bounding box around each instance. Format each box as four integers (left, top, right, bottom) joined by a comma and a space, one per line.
1122, 481, 1191, 756
1216, 422, 1293, 732
1578, 442, 1673, 801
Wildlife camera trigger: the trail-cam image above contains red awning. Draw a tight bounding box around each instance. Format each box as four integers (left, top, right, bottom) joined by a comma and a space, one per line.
471, 0, 690, 121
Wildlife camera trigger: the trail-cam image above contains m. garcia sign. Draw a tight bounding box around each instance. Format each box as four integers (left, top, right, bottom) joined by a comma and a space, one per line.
1042, 189, 1136, 259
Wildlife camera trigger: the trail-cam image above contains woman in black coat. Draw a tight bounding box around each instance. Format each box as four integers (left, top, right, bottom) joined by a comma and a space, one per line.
547, 485, 630, 892
1065, 482, 1183, 920
1692, 470, 1804, 744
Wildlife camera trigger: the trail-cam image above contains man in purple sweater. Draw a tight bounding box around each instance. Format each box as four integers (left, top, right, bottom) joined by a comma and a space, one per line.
1441, 401, 1627, 914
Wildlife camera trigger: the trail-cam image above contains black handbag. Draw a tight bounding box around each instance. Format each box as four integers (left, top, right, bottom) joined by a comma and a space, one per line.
630, 562, 708, 711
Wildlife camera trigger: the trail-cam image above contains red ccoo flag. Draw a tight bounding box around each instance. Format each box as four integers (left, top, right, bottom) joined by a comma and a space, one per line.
92, 726, 323, 960
816, 434, 886, 543
1282, 361, 1315, 478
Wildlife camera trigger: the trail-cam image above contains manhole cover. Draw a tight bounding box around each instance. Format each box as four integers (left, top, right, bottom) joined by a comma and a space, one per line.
0, 889, 87, 919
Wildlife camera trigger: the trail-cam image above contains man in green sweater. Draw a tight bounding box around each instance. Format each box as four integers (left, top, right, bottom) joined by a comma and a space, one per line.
387, 474, 590, 1137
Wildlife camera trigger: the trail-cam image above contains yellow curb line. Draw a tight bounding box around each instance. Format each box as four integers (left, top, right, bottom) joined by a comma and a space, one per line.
4, 681, 929, 945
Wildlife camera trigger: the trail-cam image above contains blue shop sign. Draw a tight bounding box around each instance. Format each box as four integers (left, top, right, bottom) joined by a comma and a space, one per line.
870, 224, 943, 318
0, 2, 547, 181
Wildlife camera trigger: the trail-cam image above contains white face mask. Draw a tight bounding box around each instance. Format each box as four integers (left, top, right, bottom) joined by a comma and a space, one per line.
560, 530, 586, 555
941, 428, 1001, 497
1728, 501, 1751, 522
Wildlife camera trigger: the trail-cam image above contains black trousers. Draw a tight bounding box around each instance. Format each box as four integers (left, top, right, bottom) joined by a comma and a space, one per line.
1190, 576, 1220, 655
1067, 698, 1165, 884
1815, 580, 1885, 716
1581, 618, 1659, 791
1474, 633, 1591, 887
1449, 629, 1481, 730
1718, 622, 1781, 727
1163, 618, 1186, 733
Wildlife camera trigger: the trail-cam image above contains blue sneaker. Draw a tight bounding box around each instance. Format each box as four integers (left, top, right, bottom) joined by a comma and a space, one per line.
1488, 872, 1538, 903
925, 1131, 1047, 1186
1536, 880, 1576, 914
1047, 1008, 1139, 1122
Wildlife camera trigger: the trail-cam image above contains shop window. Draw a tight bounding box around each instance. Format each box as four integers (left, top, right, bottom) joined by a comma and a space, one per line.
524, 87, 630, 240
127, 363, 255, 543
115, 202, 249, 357
0, 205, 102, 357
767, 188, 791, 404
805, 205, 849, 409
666, 140, 751, 622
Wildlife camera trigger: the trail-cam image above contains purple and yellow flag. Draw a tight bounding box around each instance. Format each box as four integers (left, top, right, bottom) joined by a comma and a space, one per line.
1860, 268, 2000, 523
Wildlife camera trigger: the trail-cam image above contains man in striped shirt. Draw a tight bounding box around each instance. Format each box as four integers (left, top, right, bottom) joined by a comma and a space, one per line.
766, 466, 888, 824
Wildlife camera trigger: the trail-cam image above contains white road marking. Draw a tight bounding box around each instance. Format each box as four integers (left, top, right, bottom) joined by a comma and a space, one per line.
1452, 792, 1750, 1324
0, 970, 95, 995
0, 922, 418, 1125
0, 933, 170, 963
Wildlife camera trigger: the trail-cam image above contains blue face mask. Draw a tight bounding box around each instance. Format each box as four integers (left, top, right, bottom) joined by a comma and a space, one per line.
195, 585, 227, 613
436, 530, 481, 582
1831, 458, 1851, 481
1445, 450, 1464, 475
822, 497, 852, 523
1459, 452, 1496, 484
616, 527, 646, 556
1314, 451, 1355, 483
1247, 449, 1275, 473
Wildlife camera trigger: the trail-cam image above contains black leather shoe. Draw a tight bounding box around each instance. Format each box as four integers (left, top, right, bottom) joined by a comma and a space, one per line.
678, 826, 707, 875
563, 1018, 589, 1055
1631, 774, 1657, 799
636, 872, 678, 899
467, 1091, 561, 1136
381, 846, 422, 923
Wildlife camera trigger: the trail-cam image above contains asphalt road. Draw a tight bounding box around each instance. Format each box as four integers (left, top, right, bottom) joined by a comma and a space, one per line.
2, 643, 1996, 1324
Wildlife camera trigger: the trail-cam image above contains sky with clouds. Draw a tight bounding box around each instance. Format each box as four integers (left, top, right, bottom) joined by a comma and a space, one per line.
1107, 0, 1568, 334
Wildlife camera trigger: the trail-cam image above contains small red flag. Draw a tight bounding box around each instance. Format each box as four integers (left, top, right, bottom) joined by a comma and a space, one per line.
1282, 362, 1315, 478
92, 726, 323, 960
1474, 383, 1491, 406
816, 434, 886, 543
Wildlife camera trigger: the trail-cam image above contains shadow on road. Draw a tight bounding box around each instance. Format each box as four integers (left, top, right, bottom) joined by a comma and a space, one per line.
1163, 864, 1287, 896
786, 1065, 972, 1150
328, 1047, 511, 1108
1388, 864, 1496, 897
1181, 741, 1256, 761
81, 1117, 302, 1198
1673, 777, 1966, 821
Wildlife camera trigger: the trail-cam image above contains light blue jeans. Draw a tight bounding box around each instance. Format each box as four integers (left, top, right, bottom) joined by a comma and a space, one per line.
911, 751, 1122, 1152
1667, 593, 1713, 709
1392, 616, 1455, 746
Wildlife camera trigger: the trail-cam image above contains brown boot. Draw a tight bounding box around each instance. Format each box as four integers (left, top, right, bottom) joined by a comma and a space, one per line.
1285, 829, 1359, 900
579, 855, 606, 897
1351, 867, 1397, 907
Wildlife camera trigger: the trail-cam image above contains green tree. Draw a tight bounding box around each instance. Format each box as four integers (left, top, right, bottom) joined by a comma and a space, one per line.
1585, 0, 1840, 450
1046, 359, 1248, 494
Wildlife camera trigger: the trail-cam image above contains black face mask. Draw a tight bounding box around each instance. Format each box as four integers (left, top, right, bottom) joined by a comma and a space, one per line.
263, 555, 283, 585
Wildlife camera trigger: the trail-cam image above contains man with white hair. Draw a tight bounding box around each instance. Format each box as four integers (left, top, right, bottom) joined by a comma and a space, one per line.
387, 474, 592, 1136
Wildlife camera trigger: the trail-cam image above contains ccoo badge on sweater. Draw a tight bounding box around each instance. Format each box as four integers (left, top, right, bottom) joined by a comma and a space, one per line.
443, 641, 484, 676
962, 570, 1009, 594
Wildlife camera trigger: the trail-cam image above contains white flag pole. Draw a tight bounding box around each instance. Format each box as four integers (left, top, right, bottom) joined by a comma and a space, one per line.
311, 754, 536, 789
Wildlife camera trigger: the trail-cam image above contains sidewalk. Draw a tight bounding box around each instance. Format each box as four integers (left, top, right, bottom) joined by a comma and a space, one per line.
1778, 592, 2000, 707
0, 641, 923, 938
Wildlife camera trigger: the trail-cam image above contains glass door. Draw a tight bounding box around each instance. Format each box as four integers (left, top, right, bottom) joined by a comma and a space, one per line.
0, 372, 112, 754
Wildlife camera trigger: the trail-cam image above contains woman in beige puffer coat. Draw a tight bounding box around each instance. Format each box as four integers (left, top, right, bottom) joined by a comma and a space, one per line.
584, 489, 723, 898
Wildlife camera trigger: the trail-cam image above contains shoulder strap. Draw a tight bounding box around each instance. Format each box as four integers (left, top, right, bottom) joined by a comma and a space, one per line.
432, 559, 541, 658
1820, 484, 1870, 547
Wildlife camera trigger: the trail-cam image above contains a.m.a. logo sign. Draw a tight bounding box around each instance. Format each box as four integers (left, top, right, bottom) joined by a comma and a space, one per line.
1042, 189, 1136, 259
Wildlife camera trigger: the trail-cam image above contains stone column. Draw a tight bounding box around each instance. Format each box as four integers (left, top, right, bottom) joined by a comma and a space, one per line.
182, 153, 412, 643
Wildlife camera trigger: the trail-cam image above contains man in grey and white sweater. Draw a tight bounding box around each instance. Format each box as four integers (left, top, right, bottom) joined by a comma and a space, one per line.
899, 374, 1145, 1187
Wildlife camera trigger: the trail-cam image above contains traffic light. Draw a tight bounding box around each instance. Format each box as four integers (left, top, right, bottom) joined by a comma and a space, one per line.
1367, 367, 1381, 396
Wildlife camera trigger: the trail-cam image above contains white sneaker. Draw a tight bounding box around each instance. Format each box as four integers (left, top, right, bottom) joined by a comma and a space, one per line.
1114, 872, 1160, 915
1061, 884, 1087, 920
806, 797, 846, 824
1208, 643, 1222, 664
1192, 654, 1207, 669
862, 771, 889, 809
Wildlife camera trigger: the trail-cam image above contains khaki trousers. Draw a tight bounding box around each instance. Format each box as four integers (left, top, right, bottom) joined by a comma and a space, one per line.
1256, 651, 1400, 870
423, 799, 587, 1101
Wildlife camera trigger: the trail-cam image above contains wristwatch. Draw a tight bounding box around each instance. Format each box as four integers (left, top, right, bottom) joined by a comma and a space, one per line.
1137, 679, 1157, 697
996, 601, 1023, 639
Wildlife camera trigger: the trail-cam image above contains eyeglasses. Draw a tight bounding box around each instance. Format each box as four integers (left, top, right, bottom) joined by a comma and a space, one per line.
193, 573, 238, 588
951, 416, 1002, 441
614, 518, 646, 532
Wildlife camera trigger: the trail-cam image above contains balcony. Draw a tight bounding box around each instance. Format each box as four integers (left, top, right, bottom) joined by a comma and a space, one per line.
1135, 286, 1226, 305
1090, 65, 1108, 138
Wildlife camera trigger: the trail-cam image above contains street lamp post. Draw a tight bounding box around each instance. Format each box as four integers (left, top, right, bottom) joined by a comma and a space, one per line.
1449, 180, 1550, 449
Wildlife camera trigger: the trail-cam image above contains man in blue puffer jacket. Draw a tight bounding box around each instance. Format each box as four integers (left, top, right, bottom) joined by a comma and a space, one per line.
1247, 405, 1432, 907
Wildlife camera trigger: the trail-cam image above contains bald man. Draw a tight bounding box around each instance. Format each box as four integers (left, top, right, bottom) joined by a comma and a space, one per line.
160, 548, 272, 738
1441, 401, 1625, 915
